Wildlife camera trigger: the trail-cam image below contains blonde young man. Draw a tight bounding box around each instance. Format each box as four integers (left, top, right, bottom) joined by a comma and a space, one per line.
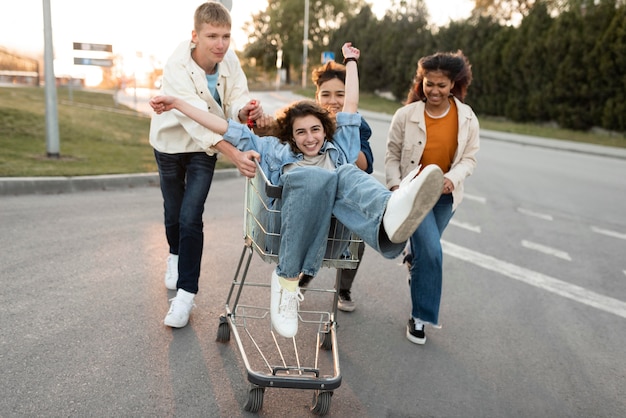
149, 2, 263, 328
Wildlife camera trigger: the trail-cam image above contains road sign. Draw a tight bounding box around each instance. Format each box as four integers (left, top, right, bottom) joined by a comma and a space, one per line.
321, 51, 335, 64
73, 57, 113, 67
73, 42, 113, 52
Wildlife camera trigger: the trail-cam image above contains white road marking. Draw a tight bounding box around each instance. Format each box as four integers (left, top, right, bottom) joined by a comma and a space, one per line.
442, 240, 626, 320
591, 226, 626, 240
517, 207, 553, 221
521, 240, 572, 261
449, 219, 481, 233
464, 193, 486, 204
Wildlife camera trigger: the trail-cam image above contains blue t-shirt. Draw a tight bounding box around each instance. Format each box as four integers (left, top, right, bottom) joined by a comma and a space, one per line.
205, 69, 221, 106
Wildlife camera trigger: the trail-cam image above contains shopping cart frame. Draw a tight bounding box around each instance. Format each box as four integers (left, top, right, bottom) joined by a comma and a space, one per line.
216, 161, 362, 415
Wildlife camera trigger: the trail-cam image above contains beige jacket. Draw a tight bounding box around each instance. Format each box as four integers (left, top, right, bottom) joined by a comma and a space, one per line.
385, 97, 480, 211
149, 41, 251, 155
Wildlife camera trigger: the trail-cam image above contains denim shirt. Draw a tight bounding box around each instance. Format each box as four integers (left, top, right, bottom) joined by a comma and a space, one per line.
223, 112, 362, 186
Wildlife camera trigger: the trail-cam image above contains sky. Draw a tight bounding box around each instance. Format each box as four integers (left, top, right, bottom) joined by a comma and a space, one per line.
0, 0, 474, 81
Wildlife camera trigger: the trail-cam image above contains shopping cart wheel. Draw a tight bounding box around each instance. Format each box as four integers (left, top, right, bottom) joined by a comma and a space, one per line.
319, 331, 332, 350
311, 390, 332, 416
216, 315, 230, 342
243, 385, 265, 412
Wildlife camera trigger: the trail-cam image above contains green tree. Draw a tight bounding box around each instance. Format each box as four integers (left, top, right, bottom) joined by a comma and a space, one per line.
436, 16, 512, 114
326, 6, 387, 91
513, 2, 553, 121
373, 0, 432, 100
594, 2, 626, 131
546, 1, 619, 130
473, 0, 561, 24
243, 0, 365, 84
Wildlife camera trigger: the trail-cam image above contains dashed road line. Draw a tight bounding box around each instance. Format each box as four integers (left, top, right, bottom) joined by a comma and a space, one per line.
591, 226, 626, 240
521, 240, 572, 261
517, 207, 553, 221
464, 193, 486, 204
449, 219, 481, 233
442, 240, 626, 319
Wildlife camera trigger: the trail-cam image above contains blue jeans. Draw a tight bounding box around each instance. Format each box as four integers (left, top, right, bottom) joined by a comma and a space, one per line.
275, 164, 405, 278
408, 193, 454, 325
154, 150, 217, 294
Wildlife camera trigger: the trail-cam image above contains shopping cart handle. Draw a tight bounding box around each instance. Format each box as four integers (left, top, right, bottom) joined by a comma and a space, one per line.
254, 159, 283, 199
265, 183, 283, 199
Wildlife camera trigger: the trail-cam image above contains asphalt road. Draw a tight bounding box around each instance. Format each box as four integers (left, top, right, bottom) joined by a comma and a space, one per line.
1, 90, 626, 417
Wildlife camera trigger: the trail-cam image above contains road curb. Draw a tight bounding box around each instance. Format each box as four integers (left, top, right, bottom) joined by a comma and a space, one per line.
0, 169, 241, 197
480, 129, 626, 160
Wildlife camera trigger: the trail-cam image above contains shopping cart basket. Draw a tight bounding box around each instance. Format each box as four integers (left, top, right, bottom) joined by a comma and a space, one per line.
216, 161, 362, 415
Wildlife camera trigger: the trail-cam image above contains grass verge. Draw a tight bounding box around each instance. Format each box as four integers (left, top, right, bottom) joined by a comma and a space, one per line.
1, 85, 624, 178
0, 86, 232, 177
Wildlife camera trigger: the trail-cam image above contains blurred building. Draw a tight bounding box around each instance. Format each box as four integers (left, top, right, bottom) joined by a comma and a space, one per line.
0, 47, 39, 86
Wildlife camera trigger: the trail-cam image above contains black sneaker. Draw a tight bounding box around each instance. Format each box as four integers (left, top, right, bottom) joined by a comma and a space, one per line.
298, 274, 313, 292
337, 289, 356, 312
406, 318, 426, 344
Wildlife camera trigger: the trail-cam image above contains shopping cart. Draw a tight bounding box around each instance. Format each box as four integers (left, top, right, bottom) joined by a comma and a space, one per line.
217, 161, 362, 416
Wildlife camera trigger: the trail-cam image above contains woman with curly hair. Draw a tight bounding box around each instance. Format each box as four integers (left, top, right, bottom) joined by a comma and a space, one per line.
385, 50, 480, 345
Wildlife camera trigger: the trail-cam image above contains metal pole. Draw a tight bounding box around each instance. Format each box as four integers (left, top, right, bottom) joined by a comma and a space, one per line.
276, 49, 283, 91
302, 0, 309, 88
43, 0, 60, 158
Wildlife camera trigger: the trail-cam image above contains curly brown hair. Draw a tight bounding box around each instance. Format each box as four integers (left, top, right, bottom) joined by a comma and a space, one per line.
274, 100, 336, 154
406, 50, 473, 104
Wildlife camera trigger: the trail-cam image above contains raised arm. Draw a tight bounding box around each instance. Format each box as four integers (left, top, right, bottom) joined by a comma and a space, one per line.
150, 96, 229, 135
341, 42, 360, 114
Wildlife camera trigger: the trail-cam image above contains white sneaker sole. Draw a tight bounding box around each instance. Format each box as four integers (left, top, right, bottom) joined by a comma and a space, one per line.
164, 313, 189, 328
384, 165, 443, 244
406, 328, 427, 345
337, 301, 356, 312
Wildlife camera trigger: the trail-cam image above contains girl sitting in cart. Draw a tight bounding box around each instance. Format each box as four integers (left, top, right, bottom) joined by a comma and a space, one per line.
149, 43, 444, 338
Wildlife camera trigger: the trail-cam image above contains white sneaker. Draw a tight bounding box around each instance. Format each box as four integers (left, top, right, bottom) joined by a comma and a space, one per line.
165, 254, 178, 290
164, 289, 195, 328
383, 165, 443, 243
270, 270, 303, 338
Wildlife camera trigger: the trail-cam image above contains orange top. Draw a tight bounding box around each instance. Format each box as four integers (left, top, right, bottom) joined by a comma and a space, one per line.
421, 99, 458, 174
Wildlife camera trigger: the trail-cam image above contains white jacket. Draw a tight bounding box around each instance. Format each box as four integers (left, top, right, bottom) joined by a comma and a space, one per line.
385, 97, 480, 211
149, 41, 251, 155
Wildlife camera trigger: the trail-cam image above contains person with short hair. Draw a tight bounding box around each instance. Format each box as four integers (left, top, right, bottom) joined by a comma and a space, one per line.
150, 1, 265, 329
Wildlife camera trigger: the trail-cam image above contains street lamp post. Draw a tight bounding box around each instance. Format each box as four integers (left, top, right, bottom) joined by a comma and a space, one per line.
43, 0, 60, 158
302, 0, 309, 88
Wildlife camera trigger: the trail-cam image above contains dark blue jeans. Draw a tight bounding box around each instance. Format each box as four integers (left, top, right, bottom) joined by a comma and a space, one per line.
154, 150, 217, 294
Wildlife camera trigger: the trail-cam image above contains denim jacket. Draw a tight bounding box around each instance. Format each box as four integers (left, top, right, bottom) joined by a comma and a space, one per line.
223, 112, 362, 186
